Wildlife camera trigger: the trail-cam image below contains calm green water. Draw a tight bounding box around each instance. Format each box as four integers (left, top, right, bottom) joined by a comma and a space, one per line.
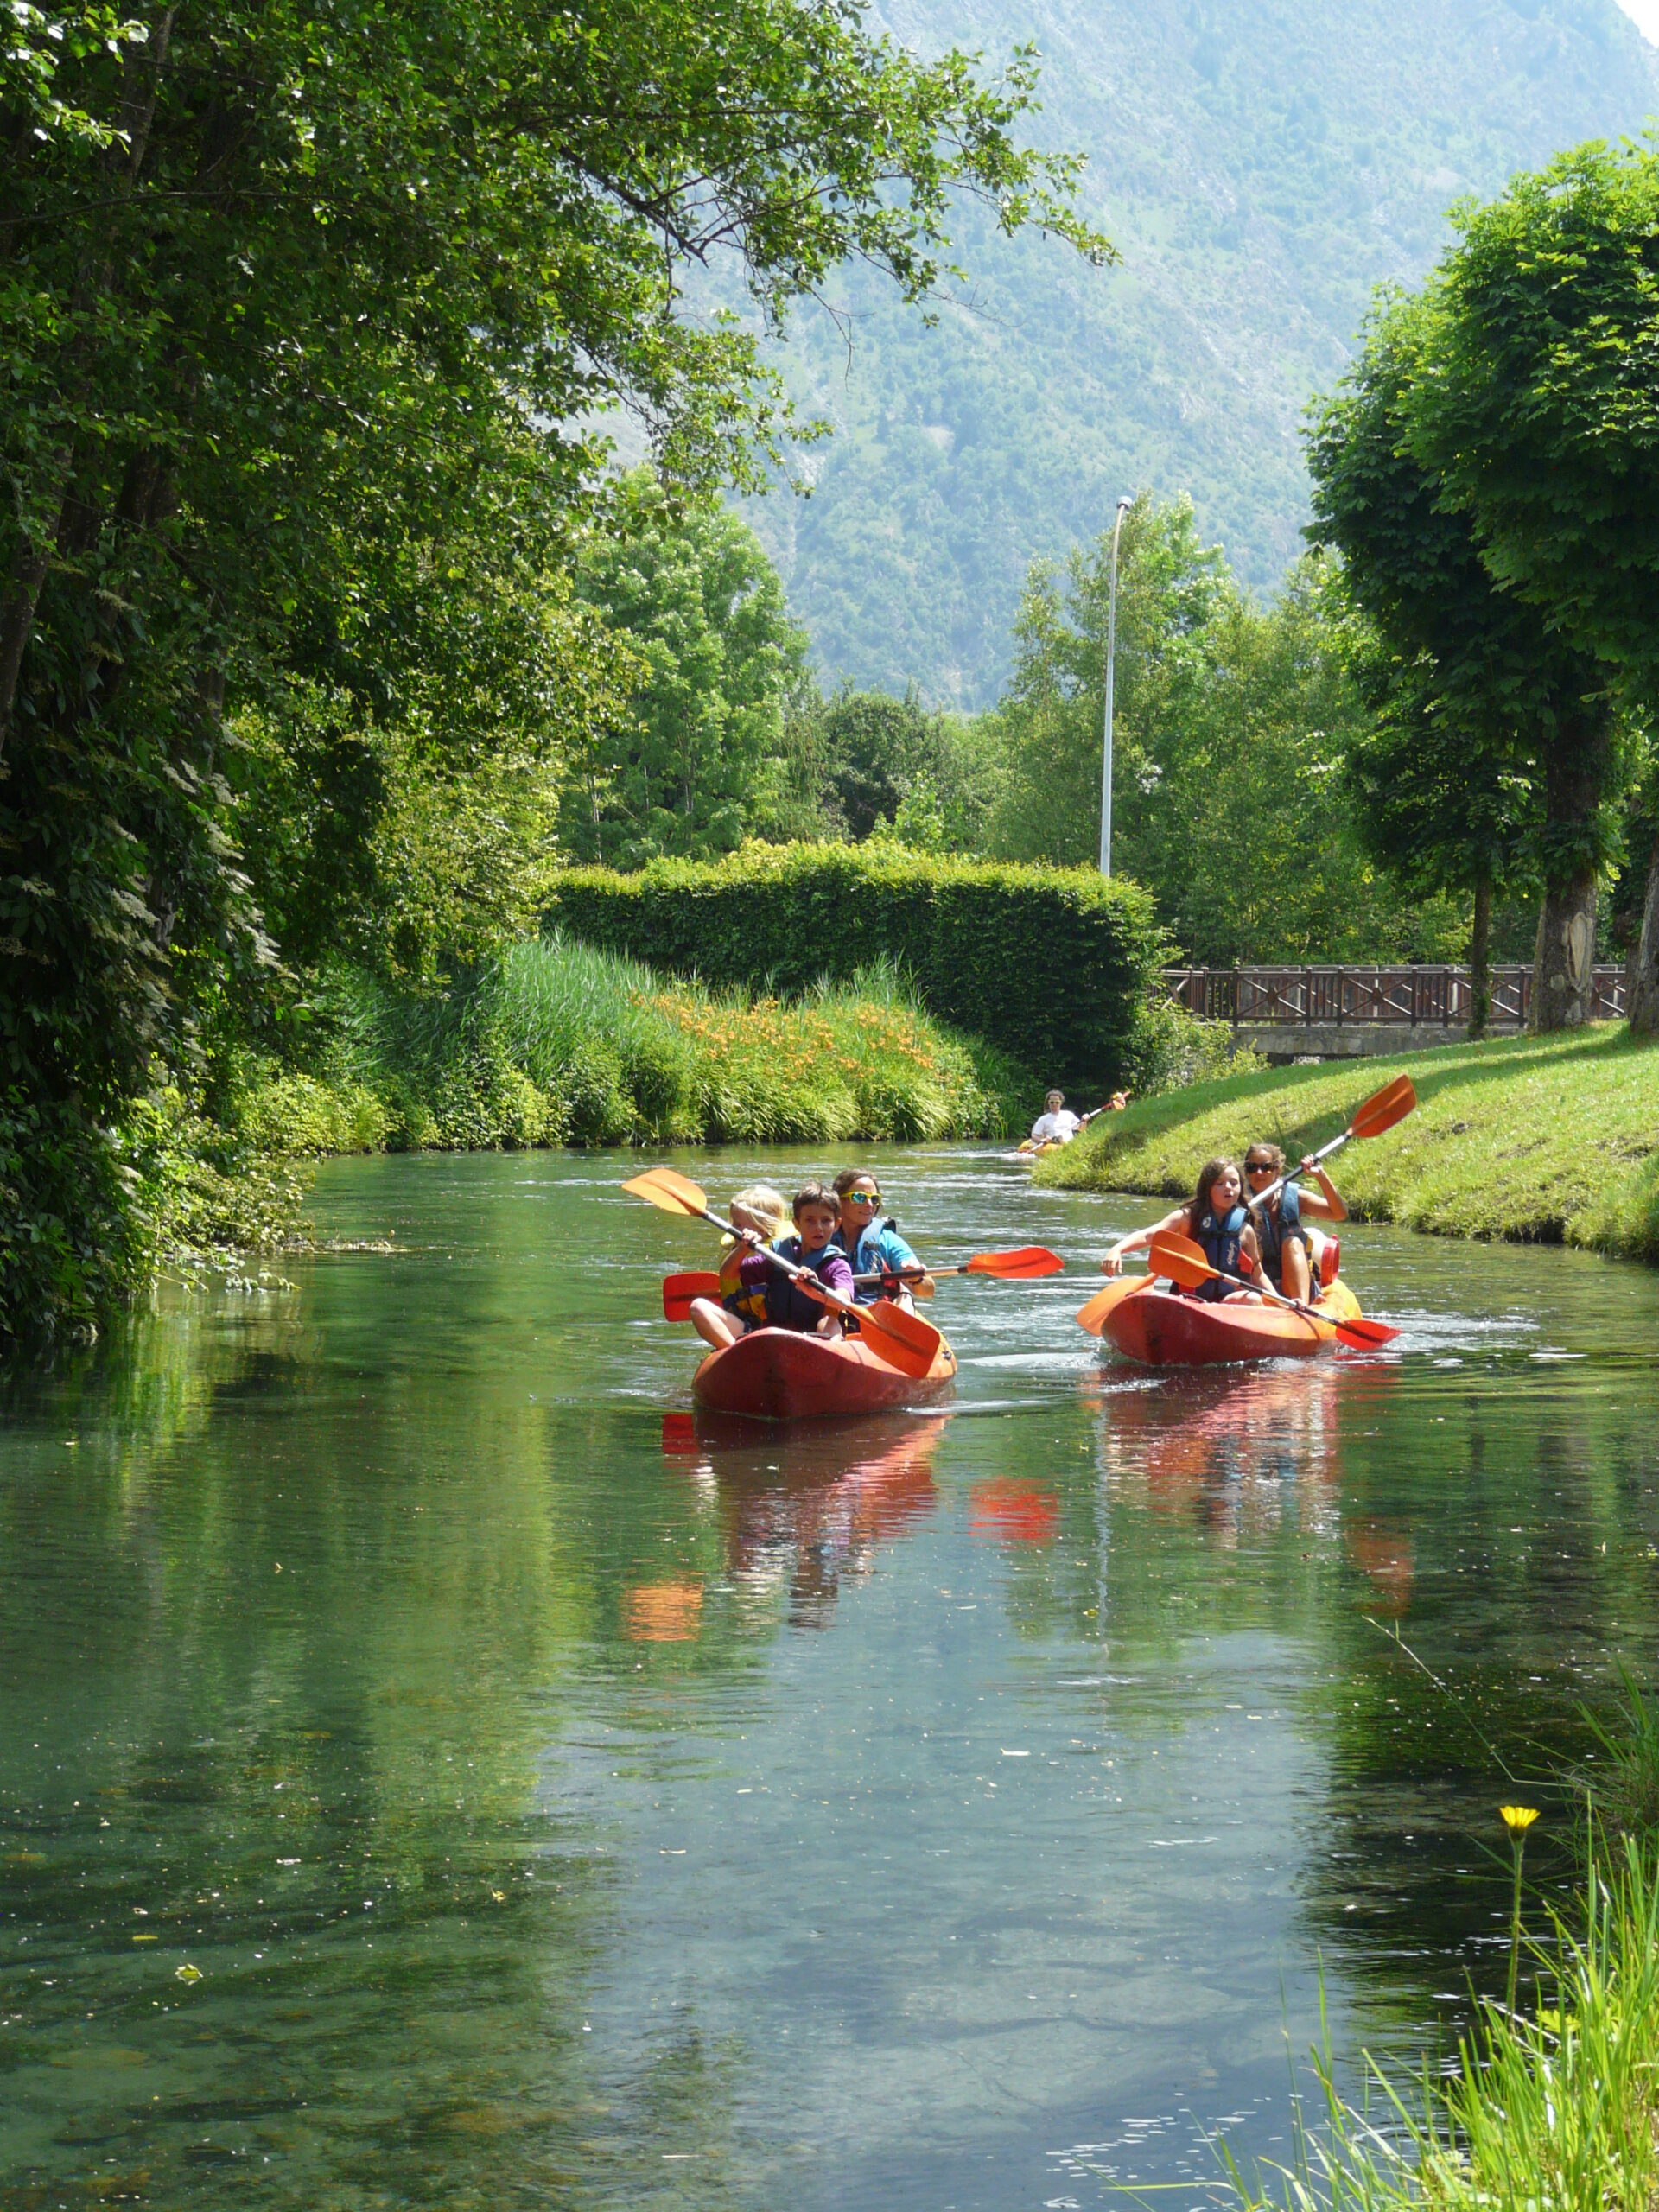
3, 1145, 1658, 2210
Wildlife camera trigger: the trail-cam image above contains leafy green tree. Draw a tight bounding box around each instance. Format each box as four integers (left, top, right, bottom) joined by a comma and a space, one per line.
0, 0, 1103, 1332
1305, 313, 1560, 1036
564, 475, 812, 865
1360, 149, 1659, 1028
813, 687, 998, 849
985, 500, 1452, 963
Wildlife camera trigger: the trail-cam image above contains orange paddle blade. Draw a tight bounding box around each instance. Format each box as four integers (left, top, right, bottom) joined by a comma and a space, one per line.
963, 1246, 1063, 1279
1349, 1074, 1415, 1140
850, 1294, 944, 1378
622, 1166, 710, 1217
1075, 1273, 1154, 1336
663, 1270, 721, 1320
1147, 1230, 1216, 1292
1329, 1312, 1401, 1348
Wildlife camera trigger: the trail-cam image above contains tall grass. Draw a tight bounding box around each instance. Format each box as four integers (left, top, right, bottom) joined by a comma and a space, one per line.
251, 935, 1025, 1154
1231, 1836, 1659, 2211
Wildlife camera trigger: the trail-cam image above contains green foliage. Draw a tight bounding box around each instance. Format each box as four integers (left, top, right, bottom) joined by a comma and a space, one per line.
545, 842, 1164, 1088
311, 938, 1020, 1149
813, 687, 1000, 851
563, 473, 816, 866
1038, 1024, 1659, 1264
982, 498, 1467, 963
1402, 140, 1659, 690
0, 0, 1101, 1339
1232, 1838, 1659, 2212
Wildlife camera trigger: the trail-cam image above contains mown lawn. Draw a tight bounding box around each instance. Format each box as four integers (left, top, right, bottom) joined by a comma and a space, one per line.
1035, 1025, 1659, 1263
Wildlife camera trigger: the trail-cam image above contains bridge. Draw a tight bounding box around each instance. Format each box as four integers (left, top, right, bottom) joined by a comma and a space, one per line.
1163, 963, 1629, 1060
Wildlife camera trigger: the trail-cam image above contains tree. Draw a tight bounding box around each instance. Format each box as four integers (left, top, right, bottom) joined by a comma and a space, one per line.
0, 0, 1106, 1330
565, 474, 813, 865
984, 501, 1453, 963
1305, 312, 1561, 1036
1379, 145, 1659, 1028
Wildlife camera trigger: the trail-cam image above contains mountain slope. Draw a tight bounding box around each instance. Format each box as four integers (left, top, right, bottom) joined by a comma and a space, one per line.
739, 0, 1659, 705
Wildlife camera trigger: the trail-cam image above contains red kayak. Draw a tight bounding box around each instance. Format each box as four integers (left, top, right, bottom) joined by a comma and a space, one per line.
691, 1326, 957, 1421
1101, 1281, 1363, 1368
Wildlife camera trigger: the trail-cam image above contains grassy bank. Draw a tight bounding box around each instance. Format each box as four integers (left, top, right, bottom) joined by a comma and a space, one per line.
1235, 1834, 1659, 2210
236, 935, 1027, 1162
1036, 1025, 1659, 1263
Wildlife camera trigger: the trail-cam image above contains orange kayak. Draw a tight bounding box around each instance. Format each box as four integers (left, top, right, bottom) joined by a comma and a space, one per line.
691, 1326, 957, 1421
1101, 1280, 1363, 1367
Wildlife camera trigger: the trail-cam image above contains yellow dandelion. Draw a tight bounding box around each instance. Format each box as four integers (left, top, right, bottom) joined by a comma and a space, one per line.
1499, 1805, 1539, 1835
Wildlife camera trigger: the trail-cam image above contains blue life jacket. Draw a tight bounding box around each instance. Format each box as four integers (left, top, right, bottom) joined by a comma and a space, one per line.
1191, 1203, 1249, 1301
763, 1236, 850, 1332
1251, 1180, 1303, 1291
837, 1216, 921, 1306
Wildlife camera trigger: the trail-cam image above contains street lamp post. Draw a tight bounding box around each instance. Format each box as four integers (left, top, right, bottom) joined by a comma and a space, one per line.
1100, 494, 1132, 878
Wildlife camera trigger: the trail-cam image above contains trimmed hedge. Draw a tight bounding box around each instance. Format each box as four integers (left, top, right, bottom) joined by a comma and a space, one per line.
545, 844, 1164, 1087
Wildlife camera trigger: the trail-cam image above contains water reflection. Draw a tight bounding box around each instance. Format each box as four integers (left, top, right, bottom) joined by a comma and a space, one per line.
1, 1146, 1656, 2209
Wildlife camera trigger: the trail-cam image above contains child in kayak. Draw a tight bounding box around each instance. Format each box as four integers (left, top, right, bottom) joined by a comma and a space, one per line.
831, 1168, 935, 1305
1098, 1155, 1261, 1301
689, 1183, 855, 1351
712, 1185, 791, 1335
1243, 1144, 1347, 1303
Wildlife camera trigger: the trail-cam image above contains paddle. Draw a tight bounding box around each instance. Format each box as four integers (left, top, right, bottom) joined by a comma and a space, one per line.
660, 1245, 1062, 1322
623, 1166, 944, 1379
1148, 1230, 1400, 1349
1244, 1073, 1416, 1222
1075, 1271, 1157, 1337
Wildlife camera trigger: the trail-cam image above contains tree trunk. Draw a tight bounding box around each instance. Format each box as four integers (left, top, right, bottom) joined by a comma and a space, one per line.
1530, 702, 1612, 1034
0, 448, 73, 760
1532, 875, 1597, 1031
1627, 832, 1659, 1037
1468, 875, 1491, 1040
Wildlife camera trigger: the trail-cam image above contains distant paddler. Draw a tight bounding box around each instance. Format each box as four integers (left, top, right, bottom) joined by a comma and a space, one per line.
1020, 1088, 1128, 1153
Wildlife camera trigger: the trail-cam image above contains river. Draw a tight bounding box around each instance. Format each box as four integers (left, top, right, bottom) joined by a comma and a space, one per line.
3, 1143, 1656, 2209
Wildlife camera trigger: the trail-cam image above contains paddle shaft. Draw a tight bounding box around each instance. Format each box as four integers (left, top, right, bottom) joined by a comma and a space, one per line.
676, 1205, 872, 1325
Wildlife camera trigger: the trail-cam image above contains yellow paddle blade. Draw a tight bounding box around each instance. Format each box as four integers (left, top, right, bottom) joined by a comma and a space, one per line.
1147, 1231, 1216, 1292
1350, 1073, 1415, 1140
621, 1166, 709, 1217
1075, 1274, 1153, 1336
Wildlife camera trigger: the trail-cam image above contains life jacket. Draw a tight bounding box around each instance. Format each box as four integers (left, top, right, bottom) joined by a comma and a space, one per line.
721, 1270, 772, 1332
1190, 1203, 1250, 1301
840, 1216, 914, 1305
763, 1236, 849, 1332
1252, 1180, 1304, 1292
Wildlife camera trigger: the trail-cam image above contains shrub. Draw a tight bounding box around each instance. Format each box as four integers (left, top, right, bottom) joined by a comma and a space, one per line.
544, 842, 1163, 1089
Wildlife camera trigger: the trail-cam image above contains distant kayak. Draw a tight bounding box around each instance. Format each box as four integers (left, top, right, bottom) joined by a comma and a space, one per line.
1100, 1280, 1365, 1368
692, 1325, 957, 1421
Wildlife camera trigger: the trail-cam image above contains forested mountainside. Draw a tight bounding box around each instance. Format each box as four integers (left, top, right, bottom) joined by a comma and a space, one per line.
736, 0, 1659, 706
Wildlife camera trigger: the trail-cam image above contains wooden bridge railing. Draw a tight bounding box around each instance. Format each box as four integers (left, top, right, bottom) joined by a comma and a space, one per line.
1163, 964, 1629, 1029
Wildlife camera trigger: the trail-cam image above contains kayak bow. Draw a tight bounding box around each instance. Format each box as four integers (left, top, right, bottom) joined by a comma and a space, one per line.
691, 1326, 957, 1421
1099, 1280, 1365, 1368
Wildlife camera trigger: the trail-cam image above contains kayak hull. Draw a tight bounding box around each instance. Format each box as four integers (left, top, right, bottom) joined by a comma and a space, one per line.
691, 1326, 957, 1421
1102, 1281, 1363, 1368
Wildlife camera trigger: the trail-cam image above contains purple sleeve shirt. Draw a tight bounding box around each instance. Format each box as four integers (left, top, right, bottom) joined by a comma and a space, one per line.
739, 1244, 853, 1296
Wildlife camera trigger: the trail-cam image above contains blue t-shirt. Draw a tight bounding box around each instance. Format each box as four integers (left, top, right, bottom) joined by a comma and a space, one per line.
837, 1217, 923, 1305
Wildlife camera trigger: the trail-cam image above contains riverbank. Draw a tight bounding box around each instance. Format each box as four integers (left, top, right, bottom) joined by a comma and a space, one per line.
1036, 1025, 1659, 1263
137, 938, 1029, 1280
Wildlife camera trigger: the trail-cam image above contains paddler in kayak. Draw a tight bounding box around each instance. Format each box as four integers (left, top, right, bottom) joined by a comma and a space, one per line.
1098, 1155, 1261, 1301
831, 1168, 935, 1304
1029, 1090, 1082, 1146
689, 1183, 854, 1351
1243, 1143, 1347, 1304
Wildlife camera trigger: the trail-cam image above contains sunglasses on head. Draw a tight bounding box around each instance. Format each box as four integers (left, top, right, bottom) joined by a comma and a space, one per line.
845, 1188, 882, 1206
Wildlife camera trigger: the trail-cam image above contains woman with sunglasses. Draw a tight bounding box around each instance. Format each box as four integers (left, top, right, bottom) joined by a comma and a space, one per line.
831, 1169, 935, 1305
1242, 1144, 1346, 1304
1098, 1155, 1260, 1299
